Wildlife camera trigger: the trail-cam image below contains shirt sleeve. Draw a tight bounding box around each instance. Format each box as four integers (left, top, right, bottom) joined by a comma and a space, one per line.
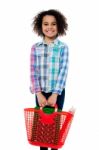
30, 45, 41, 94
53, 44, 69, 95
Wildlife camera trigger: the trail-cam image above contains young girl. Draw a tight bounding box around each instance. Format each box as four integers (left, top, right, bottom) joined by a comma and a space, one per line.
30, 9, 69, 150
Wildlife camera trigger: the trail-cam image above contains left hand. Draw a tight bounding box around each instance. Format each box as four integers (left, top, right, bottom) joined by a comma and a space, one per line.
47, 93, 58, 107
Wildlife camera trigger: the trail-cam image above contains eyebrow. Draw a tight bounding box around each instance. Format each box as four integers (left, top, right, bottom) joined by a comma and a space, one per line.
43, 21, 57, 23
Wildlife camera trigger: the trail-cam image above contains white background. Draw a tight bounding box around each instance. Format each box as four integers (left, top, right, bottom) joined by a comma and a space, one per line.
0, 0, 99, 150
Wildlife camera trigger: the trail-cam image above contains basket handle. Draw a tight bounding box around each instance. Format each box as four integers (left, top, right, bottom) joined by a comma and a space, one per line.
40, 104, 58, 112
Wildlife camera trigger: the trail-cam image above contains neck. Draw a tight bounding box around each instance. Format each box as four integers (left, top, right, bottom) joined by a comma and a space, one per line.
44, 37, 56, 44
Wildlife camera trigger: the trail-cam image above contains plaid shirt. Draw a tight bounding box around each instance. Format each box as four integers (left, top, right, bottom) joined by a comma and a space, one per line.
30, 38, 69, 95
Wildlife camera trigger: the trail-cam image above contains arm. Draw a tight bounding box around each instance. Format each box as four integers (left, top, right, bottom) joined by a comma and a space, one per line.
53, 44, 69, 95
30, 45, 47, 106
30, 45, 41, 94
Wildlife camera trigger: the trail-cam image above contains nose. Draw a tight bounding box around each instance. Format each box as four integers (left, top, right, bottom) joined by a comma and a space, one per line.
48, 24, 53, 29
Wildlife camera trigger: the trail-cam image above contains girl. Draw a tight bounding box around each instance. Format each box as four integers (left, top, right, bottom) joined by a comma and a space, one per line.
30, 9, 69, 150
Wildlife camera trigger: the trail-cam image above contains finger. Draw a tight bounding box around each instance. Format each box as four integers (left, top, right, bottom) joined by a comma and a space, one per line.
45, 101, 48, 105
47, 102, 50, 106
39, 103, 42, 107
41, 103, 45, 107
47, 102, 53, 106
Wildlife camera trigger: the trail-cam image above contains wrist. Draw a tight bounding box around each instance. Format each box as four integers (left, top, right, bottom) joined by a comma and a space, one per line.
52, 93, 58, 98
36, 92, 42, 96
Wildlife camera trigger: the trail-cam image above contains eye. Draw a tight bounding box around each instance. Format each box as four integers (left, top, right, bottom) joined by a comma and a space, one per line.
43, 23, 48, 26
52, 22, 57, 26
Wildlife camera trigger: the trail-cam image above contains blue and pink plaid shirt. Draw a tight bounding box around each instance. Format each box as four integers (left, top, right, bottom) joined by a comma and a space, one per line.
30, 38, 69, 95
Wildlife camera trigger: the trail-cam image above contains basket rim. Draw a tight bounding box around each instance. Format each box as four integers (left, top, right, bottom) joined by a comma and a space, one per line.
24, 108, 74, 117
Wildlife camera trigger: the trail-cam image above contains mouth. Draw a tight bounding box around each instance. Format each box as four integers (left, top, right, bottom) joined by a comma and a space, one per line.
46, 30, 55, 34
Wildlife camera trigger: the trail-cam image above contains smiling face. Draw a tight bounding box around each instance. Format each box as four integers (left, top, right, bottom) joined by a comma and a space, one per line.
42, 15, 58, 42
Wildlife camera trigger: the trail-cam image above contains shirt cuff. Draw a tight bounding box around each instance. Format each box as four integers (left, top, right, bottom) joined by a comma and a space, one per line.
30, 86, 41, 94
52, 89, 62, 95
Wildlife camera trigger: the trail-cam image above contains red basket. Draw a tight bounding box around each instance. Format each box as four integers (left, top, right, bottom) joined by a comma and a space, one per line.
24, 107, 74, 149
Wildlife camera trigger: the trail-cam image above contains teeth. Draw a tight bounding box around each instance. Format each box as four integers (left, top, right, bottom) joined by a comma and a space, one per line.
47, 31, 53, 33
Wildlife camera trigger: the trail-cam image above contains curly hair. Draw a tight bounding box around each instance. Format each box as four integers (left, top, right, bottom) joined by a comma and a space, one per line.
32, 9, 68, 37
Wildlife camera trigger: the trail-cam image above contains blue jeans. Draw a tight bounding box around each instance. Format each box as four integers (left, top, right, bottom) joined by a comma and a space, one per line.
35, 89, 65, 150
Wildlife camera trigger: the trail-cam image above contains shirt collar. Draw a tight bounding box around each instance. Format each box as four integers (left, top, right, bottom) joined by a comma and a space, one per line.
37, 38, 59, 46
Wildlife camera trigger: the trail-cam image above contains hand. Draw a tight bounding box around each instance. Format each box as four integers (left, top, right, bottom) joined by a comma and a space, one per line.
47, 93, 58, 107
36, 92, 47, 107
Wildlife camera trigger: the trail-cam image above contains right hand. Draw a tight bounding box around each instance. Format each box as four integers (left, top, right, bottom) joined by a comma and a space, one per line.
36, 92, 47, 107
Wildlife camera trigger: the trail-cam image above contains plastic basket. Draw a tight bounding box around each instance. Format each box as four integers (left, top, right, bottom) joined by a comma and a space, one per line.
24, 106, 74, 149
